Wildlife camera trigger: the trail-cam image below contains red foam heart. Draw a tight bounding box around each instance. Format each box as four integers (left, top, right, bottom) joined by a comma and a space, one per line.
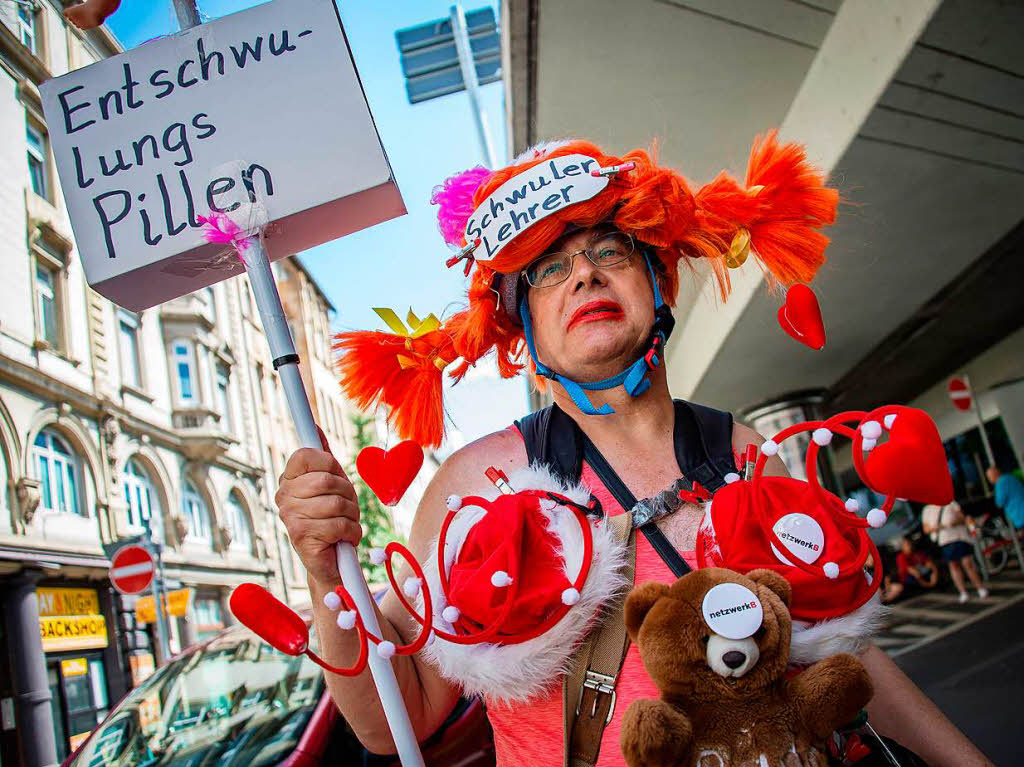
864, 409, 953, 505
356, 441, 424, 506
777, 284, 826, 350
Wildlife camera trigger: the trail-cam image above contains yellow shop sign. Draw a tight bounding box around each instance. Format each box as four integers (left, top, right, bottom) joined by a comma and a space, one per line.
36, 587, 108, 652
40, 615, 108, 651
61, 658, 89, 677
135, 588, 193, 624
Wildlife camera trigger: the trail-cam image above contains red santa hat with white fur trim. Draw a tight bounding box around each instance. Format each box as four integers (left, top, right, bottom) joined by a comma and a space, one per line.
418, 465, 628, 703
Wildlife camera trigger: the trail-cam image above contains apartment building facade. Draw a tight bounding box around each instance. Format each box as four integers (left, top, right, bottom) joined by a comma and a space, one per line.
0, 4, 355, 764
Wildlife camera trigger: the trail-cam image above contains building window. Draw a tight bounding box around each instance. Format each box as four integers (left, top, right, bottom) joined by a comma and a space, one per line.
215, 364, 232, 433
32, 430, 82, 516
171, 341, 197, 402
182, 480, 211, 545
203, 286, 216, 323
117, 310, 142, 389
18, 3, 37, 54
26, 121, 48, 198
34, 260, 61, 348
227, 491, 253, 554
122, 459, 161, 539
194, 597, 224, 641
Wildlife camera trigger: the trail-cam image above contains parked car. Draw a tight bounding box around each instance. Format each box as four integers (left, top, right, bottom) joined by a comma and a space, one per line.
63, 611, 495, 767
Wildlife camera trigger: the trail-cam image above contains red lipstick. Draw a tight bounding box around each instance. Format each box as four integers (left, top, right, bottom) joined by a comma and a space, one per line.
567, 300, 624, 330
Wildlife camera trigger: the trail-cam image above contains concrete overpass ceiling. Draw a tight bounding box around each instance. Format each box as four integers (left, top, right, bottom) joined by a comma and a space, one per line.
530, 0, 837, 182
691, 0, 1024, 414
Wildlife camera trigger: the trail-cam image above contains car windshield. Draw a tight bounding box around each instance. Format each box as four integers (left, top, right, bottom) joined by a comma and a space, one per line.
69, 625, 324, 767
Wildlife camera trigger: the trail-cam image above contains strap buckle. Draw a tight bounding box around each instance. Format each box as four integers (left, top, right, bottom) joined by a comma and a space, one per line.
643, 336, 663, 371
576, 670, 617, 725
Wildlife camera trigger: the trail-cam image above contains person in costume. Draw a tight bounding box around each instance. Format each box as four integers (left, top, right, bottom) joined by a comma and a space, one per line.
276, 135, 992, 766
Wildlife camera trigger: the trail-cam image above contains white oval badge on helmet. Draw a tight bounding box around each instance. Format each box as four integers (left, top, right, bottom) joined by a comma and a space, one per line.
464, 154, 608, 261
770, 513, 825, 566
701, 582, 763, 640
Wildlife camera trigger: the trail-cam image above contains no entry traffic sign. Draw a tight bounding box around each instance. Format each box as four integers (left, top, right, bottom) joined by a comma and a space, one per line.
110, 544, 155, 595
948, 377, 972, 412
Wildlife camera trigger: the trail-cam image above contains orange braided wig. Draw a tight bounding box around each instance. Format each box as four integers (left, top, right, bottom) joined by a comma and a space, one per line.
335, 131, 838, 447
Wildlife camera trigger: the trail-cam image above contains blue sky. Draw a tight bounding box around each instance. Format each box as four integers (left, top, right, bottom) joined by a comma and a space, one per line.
108, 0, 530, 451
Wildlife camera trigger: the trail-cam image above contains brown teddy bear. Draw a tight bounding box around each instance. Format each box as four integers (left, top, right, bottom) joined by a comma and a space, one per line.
621, 567, 873, 767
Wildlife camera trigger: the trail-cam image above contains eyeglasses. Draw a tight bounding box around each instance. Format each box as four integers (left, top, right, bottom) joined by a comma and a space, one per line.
523, 231, 637, 289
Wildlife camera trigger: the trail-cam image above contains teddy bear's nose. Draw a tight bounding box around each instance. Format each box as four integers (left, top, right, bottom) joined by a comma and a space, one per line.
722, 651, 746, 669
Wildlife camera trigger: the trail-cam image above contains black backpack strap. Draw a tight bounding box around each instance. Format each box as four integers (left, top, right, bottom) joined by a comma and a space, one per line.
672, 400, 736, 494
582, 437, 691, 578
514, 404, 583, 485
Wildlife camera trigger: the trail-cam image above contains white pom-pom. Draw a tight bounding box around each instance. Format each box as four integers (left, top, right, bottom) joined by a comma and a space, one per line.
862, 438, 877, 451
336, 610, 357, 630
402, 577, 422, 598
884, 414, 897, 429
323, 591, 342, 611
760, 439, 779, 457
445, 495, 462, 511
823, 562, 840, 579
490, 570, 513, 588
867, 508, 887, 528
369, 548, 386, 565
861, 420, 883, 440
812, 428, 833, 446
845, 498, 860, 513
442, 605, 460, 623
376, 640, 396, 659
561, 587, 581, 605
723, 472, 741, 485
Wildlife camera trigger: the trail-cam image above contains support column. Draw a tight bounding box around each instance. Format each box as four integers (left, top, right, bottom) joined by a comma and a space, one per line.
2, 571, 59, 767
98, 585, 130, 704
219, 588, 237, 627
740, 390, 840, 492
990, 378, 1024, 469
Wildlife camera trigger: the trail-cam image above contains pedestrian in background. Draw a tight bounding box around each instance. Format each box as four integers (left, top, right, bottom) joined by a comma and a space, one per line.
987, 465, 1024, 531
882, 537, 938, 604
922, 500, 989, 603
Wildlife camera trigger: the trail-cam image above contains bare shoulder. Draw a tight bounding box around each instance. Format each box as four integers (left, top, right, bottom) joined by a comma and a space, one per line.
404, 428, 528, 558
731, 420, 790, 478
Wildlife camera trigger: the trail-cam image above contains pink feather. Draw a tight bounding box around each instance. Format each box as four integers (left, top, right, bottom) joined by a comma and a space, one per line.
431, 166, 491, 247
198, 212, 254, 261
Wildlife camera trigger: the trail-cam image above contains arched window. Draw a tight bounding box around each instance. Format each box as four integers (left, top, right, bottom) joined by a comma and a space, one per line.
32, 430, 83, 516
182, 480, 212, 546
122, 459, 162, 540
227, 491, 253, 554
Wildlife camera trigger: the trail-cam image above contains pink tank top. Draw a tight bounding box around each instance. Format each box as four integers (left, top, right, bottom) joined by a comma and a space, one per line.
485, 462, 697, 766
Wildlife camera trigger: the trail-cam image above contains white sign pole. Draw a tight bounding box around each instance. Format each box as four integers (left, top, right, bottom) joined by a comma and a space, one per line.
963, 374, 997, 470
244, 237, 425, 766
159, 5, 424, 763
450, 2, 495, 167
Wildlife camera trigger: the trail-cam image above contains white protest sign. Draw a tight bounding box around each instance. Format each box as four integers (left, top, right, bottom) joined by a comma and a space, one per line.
701, 582, 763, 640
465, 154, 607, 261
39, 0, 405, 311
770, 513, 825, 566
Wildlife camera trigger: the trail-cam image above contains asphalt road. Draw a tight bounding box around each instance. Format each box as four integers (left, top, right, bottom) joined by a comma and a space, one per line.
894, 585, 1024, 765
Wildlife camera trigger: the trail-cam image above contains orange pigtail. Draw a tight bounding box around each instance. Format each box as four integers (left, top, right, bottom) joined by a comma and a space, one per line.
445, 265, 525, 383
696, 131, 838, 287
333, 310, 457, 448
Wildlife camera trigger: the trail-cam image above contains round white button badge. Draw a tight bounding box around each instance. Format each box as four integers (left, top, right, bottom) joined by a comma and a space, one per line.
770, 513, 825, 566
701, 582, 763, 639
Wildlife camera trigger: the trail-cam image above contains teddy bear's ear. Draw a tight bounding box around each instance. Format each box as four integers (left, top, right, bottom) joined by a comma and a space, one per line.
747, 569, 792, 607
624, 582, 671, 642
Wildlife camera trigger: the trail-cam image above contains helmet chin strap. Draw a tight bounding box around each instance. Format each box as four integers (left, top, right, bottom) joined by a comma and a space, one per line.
519, 252, 676, 416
